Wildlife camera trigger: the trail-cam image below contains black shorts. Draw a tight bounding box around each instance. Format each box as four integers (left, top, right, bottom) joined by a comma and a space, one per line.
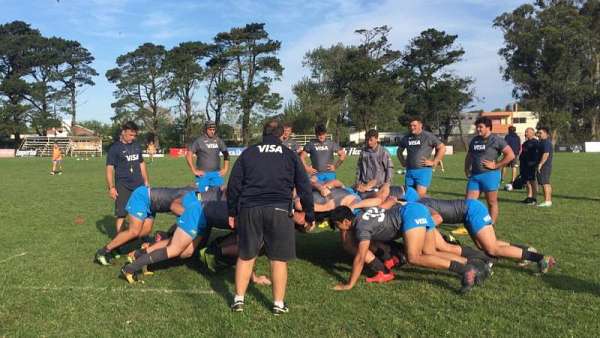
537, 165, 552, 185
237, 205, 295, 261
114, 183, 135, 218
520, 166, 536, 181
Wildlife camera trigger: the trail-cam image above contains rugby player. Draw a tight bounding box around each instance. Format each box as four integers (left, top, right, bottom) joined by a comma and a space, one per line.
419, 197, 556, 273
95, 186, 195, 265
354, 129, 394, 200
329, 203, 486, 293
465, 117, 515, 223
120, 188, 229, 281
301, 124, 346, 195
186, 121, 229, 192
397, 117, 446, 198
281, 122, 303, 154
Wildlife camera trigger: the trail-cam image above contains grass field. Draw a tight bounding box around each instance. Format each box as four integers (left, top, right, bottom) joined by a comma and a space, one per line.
1, 153, 600, 337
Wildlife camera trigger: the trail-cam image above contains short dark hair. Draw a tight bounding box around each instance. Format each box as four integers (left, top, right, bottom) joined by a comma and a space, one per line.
328, 206, 355, 229
122, 121, 139, 132
315, 124, 327, 135
474, 117, 492, 129
538, 127, 550, 135
408, 116, 422, 124
283, 122, 293, 129
365, 129, 378, 140
508, 125, 516, 133
263, 119, 283, 138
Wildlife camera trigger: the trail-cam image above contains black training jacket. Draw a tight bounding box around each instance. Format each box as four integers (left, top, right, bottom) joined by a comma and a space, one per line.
227, 135, 314, 222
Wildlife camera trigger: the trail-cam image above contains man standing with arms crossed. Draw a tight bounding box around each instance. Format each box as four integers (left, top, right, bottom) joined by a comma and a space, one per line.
397, 117, 446, 198
465, 117, 514, 223
227, 119, 314, 315
186, 121, 229, 192
536, 127, 553, 207
106, 121, 149, 235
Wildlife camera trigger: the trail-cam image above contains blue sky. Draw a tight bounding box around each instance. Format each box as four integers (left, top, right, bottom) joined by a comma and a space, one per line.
1, 0, 528, 123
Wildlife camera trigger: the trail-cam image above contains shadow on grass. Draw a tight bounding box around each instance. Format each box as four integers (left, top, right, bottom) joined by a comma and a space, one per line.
541, 274, 600, 296
96, 215, 117, 238
296, 231, 351, 283
395, 267, 459, 293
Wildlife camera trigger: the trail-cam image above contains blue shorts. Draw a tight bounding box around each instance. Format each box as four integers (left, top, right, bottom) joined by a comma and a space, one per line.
125, 186, 154, 222
400, 202, 435, 233
402, 187, 420, 202
195, 171, 224, 192
315, 171, 336, 184
467, 170, 501, 193
405, 168, 433, 189
464, 199, 493, 235
176, 191, 208, 240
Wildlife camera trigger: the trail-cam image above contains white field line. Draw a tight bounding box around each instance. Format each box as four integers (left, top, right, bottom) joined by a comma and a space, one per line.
0, 252, 27, 264
4, 285, 215, 295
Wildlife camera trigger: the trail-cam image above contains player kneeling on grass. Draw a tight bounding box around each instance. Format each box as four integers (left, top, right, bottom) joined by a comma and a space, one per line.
419, 197, 556, 273
95, 186, 195, 265
329, 203, 487, 293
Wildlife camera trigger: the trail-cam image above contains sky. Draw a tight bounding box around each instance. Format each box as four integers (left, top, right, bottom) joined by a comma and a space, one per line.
0, 0, 529, 123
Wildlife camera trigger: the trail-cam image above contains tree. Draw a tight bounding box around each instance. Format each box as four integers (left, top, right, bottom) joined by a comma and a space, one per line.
56, 40, 97, 128
215, 23, 283, 145
21, 36, 66, 135
494, 1, 588, 142
205, 43, 236, 131
400, 28, 474, 142
0, 21, 41, 144
165, 41, 210, 143
106, 43, 170, 147
346, 26, 404, 132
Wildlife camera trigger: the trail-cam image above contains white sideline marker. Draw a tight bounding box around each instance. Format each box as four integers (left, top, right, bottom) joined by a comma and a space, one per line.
0, 252, 27, 264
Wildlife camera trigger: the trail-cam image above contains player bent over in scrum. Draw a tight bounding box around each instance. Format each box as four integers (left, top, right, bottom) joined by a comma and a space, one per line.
419, 197, 556, 273
95, 186, 195, 265
329, 203, 487, 293
122, 189, 271, 285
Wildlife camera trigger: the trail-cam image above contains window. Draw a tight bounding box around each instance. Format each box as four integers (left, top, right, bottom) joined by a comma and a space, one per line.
513, 117, 526, 124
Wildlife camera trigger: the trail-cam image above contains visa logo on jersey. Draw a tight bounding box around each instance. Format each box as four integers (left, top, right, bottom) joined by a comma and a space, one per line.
125, 154, 139, 161
414, 218, 428, 225
258, 145, 283, 153
206, 143, 219, 149
473, 144, 486, 151
315, 146, 329, 151
408, 140, 421, 146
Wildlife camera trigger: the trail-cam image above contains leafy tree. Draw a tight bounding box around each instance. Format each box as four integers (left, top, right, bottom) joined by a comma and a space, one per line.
215, 23, 283, 145
55, 40, 97, 128
346, 26, 404, 132
106, 43, 170, 147
205, 43, 236, 131
165, 41, 210, 143
400, 28, 474, 142
0, 21, 41, 144
494, 1, 588, 142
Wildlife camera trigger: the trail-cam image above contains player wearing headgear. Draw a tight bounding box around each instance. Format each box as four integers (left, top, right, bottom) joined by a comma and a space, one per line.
186, 121, 229, 192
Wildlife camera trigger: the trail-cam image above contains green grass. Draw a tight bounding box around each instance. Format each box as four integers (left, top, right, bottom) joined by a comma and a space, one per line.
1, 153, 600, 337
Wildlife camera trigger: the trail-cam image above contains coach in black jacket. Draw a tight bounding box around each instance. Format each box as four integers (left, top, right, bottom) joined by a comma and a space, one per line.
227, 119, 314, 315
